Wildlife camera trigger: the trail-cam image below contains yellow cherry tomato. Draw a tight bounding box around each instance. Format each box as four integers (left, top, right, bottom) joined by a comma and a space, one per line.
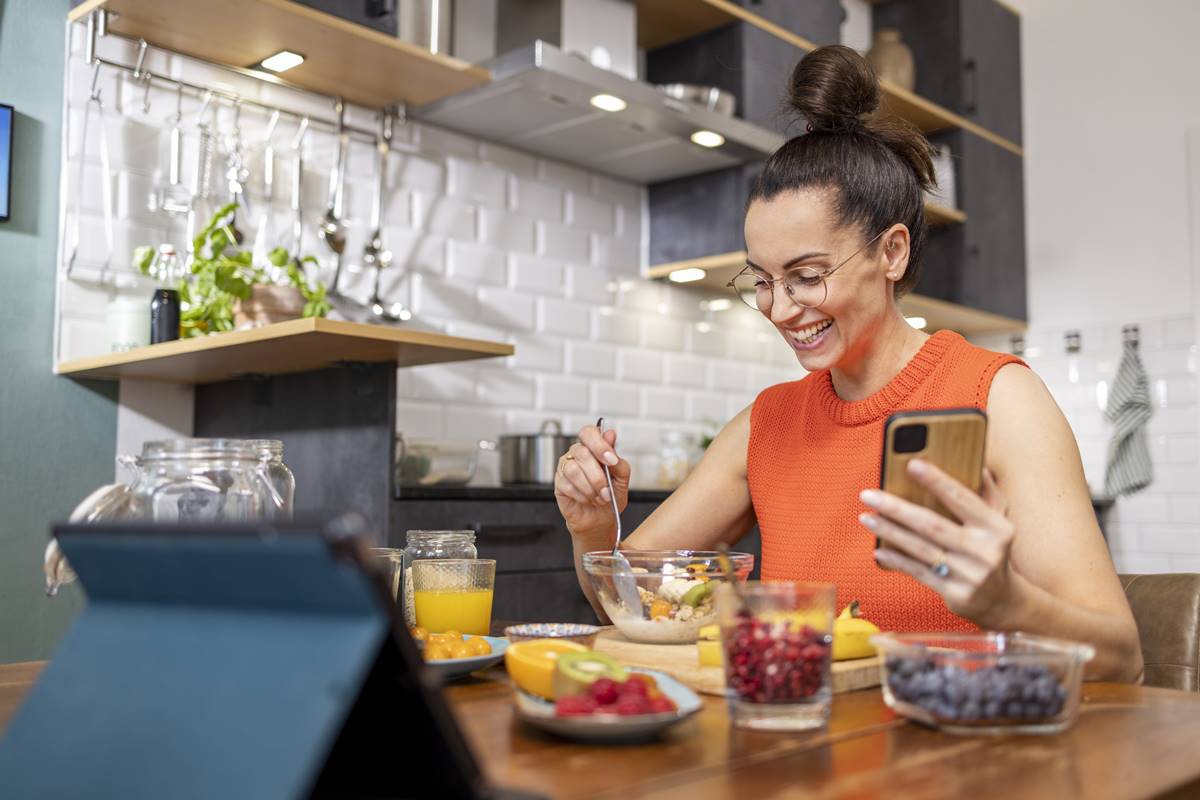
424, 643, 451, 661
466, 636, 492, 656
410, 626, 428, 642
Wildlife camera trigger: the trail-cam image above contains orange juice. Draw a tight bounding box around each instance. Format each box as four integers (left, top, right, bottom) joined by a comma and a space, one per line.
413, 589, 494, 636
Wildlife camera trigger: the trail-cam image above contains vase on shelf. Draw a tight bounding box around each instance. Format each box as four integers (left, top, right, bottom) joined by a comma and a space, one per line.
867, 29, 915, 92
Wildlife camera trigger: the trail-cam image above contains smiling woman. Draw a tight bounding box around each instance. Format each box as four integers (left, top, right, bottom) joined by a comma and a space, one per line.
555, 46, 1143, 683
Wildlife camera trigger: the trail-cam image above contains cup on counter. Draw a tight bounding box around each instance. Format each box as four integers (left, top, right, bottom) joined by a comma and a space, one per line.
370, 547, 405, 608
411, 558, 496, 636
717, 580, 836, 731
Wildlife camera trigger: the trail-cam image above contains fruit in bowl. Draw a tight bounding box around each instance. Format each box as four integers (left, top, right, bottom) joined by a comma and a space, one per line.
582, 550, 754, 644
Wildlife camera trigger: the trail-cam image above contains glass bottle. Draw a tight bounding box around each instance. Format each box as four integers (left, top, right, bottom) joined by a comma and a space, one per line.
149, 244, 181, 344
251, 439, 295, 519
401, 530, 477, 627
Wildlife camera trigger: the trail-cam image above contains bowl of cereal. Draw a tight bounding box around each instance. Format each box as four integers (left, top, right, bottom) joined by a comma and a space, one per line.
582, 550, 755, 644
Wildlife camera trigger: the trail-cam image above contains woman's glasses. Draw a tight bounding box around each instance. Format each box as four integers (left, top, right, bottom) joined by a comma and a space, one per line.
728, 228, 888, 314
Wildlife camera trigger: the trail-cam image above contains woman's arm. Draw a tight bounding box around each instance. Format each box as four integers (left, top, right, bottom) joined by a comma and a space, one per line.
863, 364, 1143, 682
560, 406, 757, 621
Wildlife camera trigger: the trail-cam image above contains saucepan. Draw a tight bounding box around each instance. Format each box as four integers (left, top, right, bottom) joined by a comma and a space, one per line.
498, 419, 575, 486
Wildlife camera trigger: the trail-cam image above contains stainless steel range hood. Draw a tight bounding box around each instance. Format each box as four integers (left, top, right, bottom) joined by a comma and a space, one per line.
412, 41, 785, 184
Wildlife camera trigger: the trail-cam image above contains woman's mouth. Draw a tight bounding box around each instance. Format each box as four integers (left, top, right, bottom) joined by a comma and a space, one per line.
786, 319, 833, 351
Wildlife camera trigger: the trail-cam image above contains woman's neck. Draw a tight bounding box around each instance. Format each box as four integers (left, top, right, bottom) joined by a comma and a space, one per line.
830, 307, 930, 401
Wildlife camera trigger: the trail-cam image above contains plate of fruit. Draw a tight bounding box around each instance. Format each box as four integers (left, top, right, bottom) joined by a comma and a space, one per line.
505, 639, 701, 743
411, 627, 509, 680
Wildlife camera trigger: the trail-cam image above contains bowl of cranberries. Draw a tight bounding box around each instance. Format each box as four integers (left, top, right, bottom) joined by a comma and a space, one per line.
871, 632, 1096, 735
514, 669, 702, 743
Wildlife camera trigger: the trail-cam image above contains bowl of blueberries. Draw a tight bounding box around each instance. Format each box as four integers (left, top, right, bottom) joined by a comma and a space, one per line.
870, 632, 1096, 735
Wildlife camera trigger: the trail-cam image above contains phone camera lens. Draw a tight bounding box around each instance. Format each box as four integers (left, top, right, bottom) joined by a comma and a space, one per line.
893, 424, 928, 454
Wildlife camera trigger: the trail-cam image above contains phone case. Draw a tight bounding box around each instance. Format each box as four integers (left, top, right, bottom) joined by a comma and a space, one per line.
879, 408, 987, 524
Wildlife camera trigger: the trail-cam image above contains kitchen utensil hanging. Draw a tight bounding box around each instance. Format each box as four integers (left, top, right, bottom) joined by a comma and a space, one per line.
290, 116, 309, 279
367, 108, 404, 323
251, 109, 281, 280
150, 84, 192, 219
223, 100, 249, 245
186, 90, 217, 269
65, 61, 114, 284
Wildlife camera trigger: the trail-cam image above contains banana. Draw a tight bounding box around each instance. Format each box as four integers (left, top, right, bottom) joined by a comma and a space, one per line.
832, 600, 880, 661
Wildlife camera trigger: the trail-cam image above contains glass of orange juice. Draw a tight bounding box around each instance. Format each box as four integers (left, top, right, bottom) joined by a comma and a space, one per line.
411, 559, 496, 636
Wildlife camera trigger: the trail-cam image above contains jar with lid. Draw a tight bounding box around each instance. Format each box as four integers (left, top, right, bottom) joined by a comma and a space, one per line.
251, 439, 295, 519
401, 530, 477, 626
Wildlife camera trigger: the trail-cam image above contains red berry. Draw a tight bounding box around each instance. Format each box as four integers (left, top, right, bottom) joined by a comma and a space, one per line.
555, 694, 599, 717
588, 678, 620, 705
648, 696, 676, 714
615, 693, 651, 716
618, 678, 649, 697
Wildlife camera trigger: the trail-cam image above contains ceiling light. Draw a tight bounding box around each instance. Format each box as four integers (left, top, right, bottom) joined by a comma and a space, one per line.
590, 93, 627, 112
690, 130, 725, 148
695, 321, 713, 333
668, 268, 706, 283
258, 50, 305, 73
702, 298, 733, 312
905, 316, 928, 329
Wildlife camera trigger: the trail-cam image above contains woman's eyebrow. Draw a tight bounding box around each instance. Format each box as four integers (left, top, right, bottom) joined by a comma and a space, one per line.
745, 251, 831, 272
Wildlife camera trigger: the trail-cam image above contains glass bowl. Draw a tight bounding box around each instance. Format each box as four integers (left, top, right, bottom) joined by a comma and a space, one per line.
582, 550, 754, 644
871, 632, 1096, 735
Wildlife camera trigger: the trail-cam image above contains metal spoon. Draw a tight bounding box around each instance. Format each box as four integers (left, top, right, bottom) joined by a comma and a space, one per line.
251, 109, 280, 281
597, 416, 642, 615
318, 98, 349, 296
223, 100, 248, 245
366, 109, 404, 322
717, 542, 749, 611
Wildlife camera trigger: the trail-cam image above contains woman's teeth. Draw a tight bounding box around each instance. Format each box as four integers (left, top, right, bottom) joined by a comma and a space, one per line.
792, 319, 833, 345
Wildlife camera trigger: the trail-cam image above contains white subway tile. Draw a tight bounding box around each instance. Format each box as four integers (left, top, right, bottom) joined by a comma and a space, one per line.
614, 202, 643, 243
411, 273, 479, 320
589, 174, 643, 208
567, 341, 618, 378
447, 240, 507, 287
1138, 526, 1200, 554
1151, 467, 1200, 493
687, 392, 728, 424
477, 142, 539, 179
1169, 556, 1200, 572
510, 253, 566, 296
1153, 377, 1197, 408
1167, 434, 1200, 464
567, 264, 616, 305
666, 355, 709, 388
1169, 495, 1200, 524
396, 400, 446, 437
411, 191, 477, 240
591, 381, 640, 417
712, 362, 751, 393
1164, 316, 1195, 347
642, 387, 687, 421
416, 124, 480, 161
477, 287, 536, 331
385, 230, 447, 275
1110, 551, 1173, 574
447, 157, 507, 207
619, 350, 666, 384
410, 363, 479, 402
1111, 494, 1170, 524
391, 152, 446, 195
726, 394, 758, 419
539, 220, 591, 262
641, 315, 686, 352
444, 404, 508, 441
444, 320, 510, 344
508, 411, 564, 434
539, 159, 592, 195
477, 367, 536, 406
511, 333, 564, 371
539, 297, 592, 338
538, 375, 590, 412
566, 192, 616, 234
59, 317, 109, 361
615, 420, 666, 454
590, 232, 641, 274
1141, 347, 1197, 377
511, 177, 564, 222
618, 283, 662, 315
688, 324, 726, 358
594, 309, 641, 346
478, 207, 538, 253
726, 331, 765, 360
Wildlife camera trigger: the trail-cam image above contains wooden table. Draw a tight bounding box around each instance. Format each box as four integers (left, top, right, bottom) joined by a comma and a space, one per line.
3, 661, 1200, 799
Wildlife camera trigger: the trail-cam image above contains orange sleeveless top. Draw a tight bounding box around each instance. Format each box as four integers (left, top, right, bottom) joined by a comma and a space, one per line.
747, 330, 1025, 632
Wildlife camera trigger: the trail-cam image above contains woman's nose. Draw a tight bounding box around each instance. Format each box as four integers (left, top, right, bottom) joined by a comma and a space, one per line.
769, 292, 802, 326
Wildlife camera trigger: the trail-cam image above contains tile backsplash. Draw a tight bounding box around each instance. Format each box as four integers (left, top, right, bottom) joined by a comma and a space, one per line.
54, 27, 801, 490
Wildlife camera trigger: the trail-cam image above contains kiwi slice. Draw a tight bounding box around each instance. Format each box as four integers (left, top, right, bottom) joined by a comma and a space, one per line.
682, 581, 715, 607
552, 652, 629, 698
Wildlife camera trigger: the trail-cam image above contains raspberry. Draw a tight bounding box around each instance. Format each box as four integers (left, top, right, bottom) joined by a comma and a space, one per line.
648, 696, 676, 714
555, 694, 598, 717
588, 678, 620, 705
615, 693, 651, 716
618, 678, 649, 698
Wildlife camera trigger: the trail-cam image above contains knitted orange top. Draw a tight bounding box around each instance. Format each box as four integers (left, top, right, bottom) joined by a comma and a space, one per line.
747, 330, 1025, 632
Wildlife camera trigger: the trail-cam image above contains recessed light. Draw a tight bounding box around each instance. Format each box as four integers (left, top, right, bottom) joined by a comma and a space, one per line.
690, 130, 725, 148
590, 93, 627, 112
668, 268, 706, 283
258, 50, 305, 73
905, 316, 928, 329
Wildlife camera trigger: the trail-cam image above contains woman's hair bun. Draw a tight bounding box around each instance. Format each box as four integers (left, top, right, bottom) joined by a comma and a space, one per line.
787, 44, 880, 134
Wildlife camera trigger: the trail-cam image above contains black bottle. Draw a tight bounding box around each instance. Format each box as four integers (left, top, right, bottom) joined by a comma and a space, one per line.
149, 244, 181, 344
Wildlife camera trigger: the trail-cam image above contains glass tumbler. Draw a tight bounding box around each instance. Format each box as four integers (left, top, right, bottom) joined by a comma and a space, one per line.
370, 548, 405, 609
410, 559, 496, 636
718, 581, 836, 731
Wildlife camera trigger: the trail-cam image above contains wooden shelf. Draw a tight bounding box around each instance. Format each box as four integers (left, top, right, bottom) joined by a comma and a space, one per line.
924, 201, 967, 226
55, 318, 514, 384
68, 0, 491, 108
645, 249, 1025, 337
635, 0, 1022, 157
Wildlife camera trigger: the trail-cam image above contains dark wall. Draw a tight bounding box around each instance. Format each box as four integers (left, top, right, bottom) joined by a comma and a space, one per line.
0, 0, 120, 663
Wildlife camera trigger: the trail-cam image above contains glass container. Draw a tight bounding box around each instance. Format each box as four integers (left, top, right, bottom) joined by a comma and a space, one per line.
251, 439, 295, 519
401, 530, 477, 627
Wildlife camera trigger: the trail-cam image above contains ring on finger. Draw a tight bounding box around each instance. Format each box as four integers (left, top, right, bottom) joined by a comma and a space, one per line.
929, 550, 952, 579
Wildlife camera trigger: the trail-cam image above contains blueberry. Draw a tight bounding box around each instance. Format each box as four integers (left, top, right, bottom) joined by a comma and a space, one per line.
1021, 681, 1039, 702
1005, 700, 1024, 719
1024, 664, 1049, 680
960, 701, 982, 722
943, 680, 966, 705
1034, 675, 1058, 704
983, 700, 1002, 719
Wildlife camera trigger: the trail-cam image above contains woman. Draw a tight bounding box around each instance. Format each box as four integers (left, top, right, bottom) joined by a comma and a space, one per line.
555, 45, 1142, 682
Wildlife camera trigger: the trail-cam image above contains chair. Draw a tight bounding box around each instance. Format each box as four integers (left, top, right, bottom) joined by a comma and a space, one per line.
1120, 574, 1200, 691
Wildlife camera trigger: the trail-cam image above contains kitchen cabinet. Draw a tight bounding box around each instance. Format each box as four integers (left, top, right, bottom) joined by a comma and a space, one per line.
392, 488, 763, 624
291, 0, 398, 36
920, 128, 1027, 321
872, 0, 1022, 146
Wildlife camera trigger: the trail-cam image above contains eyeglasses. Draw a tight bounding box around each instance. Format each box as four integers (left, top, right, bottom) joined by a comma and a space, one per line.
728, 228, 888, 314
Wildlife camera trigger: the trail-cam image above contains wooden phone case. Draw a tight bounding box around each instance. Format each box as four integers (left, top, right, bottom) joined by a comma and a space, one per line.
879, 408, 987, 523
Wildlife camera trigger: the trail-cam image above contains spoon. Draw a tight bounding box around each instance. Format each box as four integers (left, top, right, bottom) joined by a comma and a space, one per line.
251, 110, 280, 281
318, 98, 349, 295
366, 109, 405, 322
289, 117, 309, 272
597, 416, 642, 615
717, 542, 749, 610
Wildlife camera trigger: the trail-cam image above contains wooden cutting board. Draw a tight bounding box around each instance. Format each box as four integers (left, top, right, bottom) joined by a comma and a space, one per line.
593, 628, 883, 697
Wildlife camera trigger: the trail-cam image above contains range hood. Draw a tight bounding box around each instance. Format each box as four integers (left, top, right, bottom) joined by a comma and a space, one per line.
412, 41, 785, 184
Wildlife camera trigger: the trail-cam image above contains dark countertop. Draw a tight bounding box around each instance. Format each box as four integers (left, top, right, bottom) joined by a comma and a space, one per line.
396, 485, 674, 503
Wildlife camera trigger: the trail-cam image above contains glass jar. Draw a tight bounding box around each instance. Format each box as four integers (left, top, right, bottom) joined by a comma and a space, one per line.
252, 439, 295, 519
657, 430, 697, 489
401, 530, 477, 627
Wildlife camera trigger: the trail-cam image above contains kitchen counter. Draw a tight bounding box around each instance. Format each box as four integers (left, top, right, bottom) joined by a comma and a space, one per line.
396, 485, 674, 502
2, 660, 1199, 798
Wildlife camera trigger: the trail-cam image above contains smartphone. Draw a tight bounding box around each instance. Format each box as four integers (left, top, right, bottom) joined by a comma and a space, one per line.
878, 408, 987, 540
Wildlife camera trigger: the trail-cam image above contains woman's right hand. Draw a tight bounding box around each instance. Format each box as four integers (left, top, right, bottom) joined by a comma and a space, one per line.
554, 425, 631, 537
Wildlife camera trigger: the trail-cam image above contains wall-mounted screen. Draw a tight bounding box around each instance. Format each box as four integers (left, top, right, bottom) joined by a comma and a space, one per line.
0, 104, 11, 221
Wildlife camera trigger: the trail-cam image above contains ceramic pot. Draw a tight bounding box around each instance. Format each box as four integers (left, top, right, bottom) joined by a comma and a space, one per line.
867, 29, 916, 91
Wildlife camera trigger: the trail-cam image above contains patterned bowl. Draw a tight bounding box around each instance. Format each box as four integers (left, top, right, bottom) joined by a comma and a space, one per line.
504, 623, 601, 647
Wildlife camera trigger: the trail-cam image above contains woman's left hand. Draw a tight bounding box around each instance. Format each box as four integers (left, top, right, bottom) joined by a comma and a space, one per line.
858, 459, 1020, 627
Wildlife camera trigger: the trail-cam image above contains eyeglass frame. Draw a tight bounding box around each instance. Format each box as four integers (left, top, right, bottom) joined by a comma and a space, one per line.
727, 227, 891, 313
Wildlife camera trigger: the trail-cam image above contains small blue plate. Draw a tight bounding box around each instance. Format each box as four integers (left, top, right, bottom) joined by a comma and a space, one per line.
423, 636, 509, 681
513, 668, 702, 743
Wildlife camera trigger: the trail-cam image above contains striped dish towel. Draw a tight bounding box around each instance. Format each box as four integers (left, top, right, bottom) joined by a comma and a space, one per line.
1104, 339, 1154, 496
